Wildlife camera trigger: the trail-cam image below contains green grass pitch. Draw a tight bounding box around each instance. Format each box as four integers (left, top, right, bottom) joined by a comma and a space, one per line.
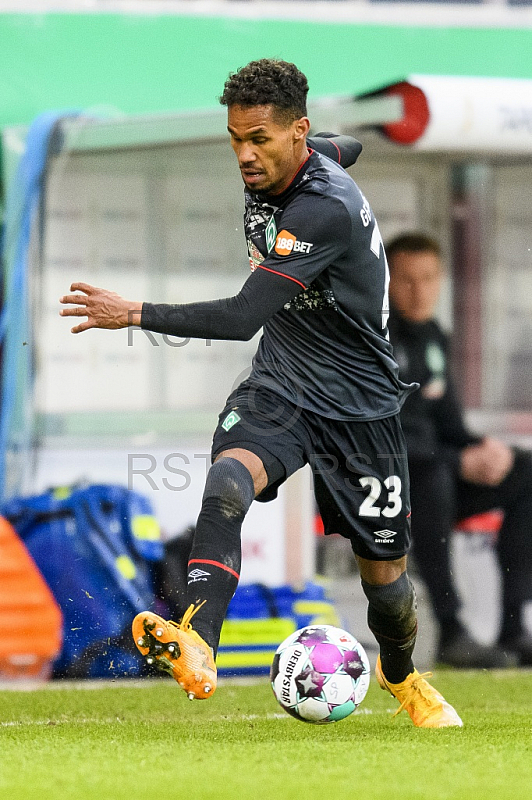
1, 670, 531, 800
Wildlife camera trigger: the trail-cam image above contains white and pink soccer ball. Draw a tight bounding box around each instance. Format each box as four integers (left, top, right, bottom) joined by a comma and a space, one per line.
270, 625, 370, 724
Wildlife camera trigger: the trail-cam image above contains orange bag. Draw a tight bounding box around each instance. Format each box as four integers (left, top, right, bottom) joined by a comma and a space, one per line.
0, 516, 62, 680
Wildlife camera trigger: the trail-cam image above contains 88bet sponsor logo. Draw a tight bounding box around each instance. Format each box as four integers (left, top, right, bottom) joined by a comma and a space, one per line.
275, 229, 313, 256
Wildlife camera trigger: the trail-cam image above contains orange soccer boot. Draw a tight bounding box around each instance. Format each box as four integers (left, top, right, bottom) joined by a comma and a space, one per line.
132, 602, 217, 700
376, 656, 463, 728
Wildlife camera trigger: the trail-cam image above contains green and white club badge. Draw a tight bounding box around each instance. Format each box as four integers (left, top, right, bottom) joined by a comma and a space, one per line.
265, 214, 277, 253
222, 410, 241, 432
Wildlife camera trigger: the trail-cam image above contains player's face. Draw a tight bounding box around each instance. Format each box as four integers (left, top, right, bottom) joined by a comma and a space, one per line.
388, 250, 443, 323
227, 104, 310, 195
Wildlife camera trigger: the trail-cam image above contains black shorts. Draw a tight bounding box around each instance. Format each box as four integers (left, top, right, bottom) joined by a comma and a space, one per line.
211, 380, 411, 561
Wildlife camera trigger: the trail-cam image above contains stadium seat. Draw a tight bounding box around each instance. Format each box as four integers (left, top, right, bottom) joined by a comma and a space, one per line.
454, 510, 503, 542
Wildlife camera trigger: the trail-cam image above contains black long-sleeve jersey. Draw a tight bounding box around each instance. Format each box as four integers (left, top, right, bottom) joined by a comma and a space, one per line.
388, 309, 480, 468
142, 134, 414, 420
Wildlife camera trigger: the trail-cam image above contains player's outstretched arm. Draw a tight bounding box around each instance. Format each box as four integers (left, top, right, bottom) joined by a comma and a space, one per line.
140, 266, 304, 342
59, 268, 302, 341
59, 282, 142, 333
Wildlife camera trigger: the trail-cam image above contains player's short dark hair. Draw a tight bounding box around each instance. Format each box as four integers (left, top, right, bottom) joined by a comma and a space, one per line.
386, 232, 442, 267
219, 59, 309, 124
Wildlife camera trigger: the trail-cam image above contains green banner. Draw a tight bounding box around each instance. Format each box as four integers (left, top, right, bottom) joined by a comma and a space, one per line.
0, 13, 531, 128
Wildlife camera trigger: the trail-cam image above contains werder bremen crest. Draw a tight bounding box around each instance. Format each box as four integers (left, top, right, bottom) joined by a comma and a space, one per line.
222, 410, 241, 432
265, 214, 277, 253
425, 342, 446, 377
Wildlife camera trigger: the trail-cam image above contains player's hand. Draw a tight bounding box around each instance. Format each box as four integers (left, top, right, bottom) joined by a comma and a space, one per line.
460, 437, 514, 486
59, 282, 143, 334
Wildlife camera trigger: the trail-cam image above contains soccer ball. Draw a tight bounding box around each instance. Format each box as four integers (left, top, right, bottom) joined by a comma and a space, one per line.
270, 624, 370, 724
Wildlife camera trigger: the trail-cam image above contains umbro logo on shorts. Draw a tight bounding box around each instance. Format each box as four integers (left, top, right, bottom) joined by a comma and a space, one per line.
188, 568, 211, 583
374, 529, 396, 543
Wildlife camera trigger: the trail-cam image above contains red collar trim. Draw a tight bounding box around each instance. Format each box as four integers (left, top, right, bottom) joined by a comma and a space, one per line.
271, 148, 313, 197
287, 147, 312, 186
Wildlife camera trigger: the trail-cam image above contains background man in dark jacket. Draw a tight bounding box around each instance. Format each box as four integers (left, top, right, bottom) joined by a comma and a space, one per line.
387, 232, 532, 667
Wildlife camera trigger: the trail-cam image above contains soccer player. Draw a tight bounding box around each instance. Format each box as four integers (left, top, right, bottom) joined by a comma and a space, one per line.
60, 59, 462, 727
387, 232, 532, 667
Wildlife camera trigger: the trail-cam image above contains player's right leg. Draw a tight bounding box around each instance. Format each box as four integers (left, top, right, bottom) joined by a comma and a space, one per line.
133, 453, 258, 699
132, 603, 217, 700
133, 381, 307, 699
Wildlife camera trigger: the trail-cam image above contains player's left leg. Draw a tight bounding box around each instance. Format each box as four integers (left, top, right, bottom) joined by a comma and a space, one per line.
359, 557, 462, 728
358, 557, 417, 683
311, 413, 462, 727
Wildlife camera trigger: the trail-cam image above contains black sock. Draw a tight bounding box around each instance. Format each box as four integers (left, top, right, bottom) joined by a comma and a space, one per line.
362, 573, 418, 684
185, 457, 255, 655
